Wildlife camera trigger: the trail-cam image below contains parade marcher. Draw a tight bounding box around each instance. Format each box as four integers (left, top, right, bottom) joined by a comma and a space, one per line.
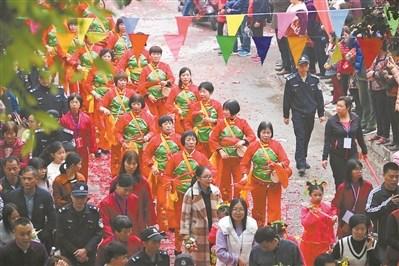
115, 94, 156, 168
365, 162, 399, 263
210, 99, 256, 200
0, 217, 48, 266
283, 55, 325, 176
109, 151, 157, 233
60, 93, 97, 179
164, 130, 215, 253
28, 157, 50, 191
56, 182, 103, 266
0, 156, 21, 196
100, 72, 136, 176
300, 180, 337, 266
107, 18, 131, 63
138, 46, 175, 117
52, 152, 86, 209
332, 159, 373, 238
322, 96, 368, 187
331, 214, 379, 265
180, 166, 222, 266
4, 166, 56, 251
0, 203, 20, 247
240, 121, 291, 226
216, 198, 257, 266
103, 241, 129, 266
0, 121, 28, 167
185, 81, 223, 158
99, 174, 140, 237
44, 141, 66, 188
127, 227, 170, 266
167, 67, 199, 134
249, 226, 303, 265
142, 115, 182, 230
386, 208, 399, 265
96, 215, 142, 266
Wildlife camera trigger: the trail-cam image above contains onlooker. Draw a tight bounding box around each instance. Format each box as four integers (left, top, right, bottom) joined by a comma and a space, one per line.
313, 253, 336, 266
56, 182, 102, 265
0, 156, 21, 196
337, 27, 356, 97
103, 241, 129, 266
386, 208, 399, 265
0, 217, 48, 266
249, 226, 303, 265
366, 162, 399, 262
28, 157, 50, 191
0, 121, 28, 167
44, 141, 66, 187
0, 203, 20, 247
332, 159, 373, 238
4, 166, 56, 250
385, 56, 399, 150
216, 198, 257, 266
46, 255, 72, 266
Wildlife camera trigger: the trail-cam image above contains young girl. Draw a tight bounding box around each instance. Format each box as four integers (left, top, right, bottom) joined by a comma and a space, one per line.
44, 141, 66, 188
300, 180, 337, 266
29, 157, 49, 191
208, 203, 229, 266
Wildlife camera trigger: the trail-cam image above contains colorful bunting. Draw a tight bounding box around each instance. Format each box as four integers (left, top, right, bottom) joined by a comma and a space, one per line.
226, 14, 244, 36
86, 32, 108, 44
164, 34, 185, 61
25, 19, 40, 34
314, 0, 333, 35
252, 36, 273, 65
276, 12, 296, 39
55, 32, 75, 54
77, 18, 94, 43
175, 16, 192, 42
129, 33, 149, 58
122, 16, 140, 34
287, 36, 307, 66
357, 37, 383, 69
330, 9, 349, 36
384, 5, 399, 36
216, 36, 236, 64
331, 42, 343, 65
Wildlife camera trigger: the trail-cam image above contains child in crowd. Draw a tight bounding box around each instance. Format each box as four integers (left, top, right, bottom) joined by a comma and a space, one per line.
29, 157, 49, 191
208, 202, 229, 265
300, 180, 337, 266
44, 141, 66, 188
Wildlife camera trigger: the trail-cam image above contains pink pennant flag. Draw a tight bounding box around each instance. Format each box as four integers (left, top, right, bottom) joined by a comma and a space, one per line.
314, 0, 333, 35
175, 16, 192, 42
164, 34, 185, 61
26, 19, 40, 34
277, 12, 296, 39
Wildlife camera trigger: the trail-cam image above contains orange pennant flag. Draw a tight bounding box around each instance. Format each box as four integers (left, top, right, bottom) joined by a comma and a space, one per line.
56, 32, 75, 54
175, 16, 192, 43
77, 18, 94, 43
357, 37, 383, 69
287, 36, 308, 66
164, 34, 185, 61
128, 33, 149, 58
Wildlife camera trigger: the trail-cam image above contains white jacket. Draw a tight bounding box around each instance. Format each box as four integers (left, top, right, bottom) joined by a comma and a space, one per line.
216, 216, 258, 266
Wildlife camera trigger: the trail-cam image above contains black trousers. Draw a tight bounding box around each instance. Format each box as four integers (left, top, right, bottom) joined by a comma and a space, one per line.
387, 96, 399, 144
371, 90, 390, 138
276, 32, 293, 72
329, 152, 357, 188
307, 37, 327, 75
292, 111, 315, 169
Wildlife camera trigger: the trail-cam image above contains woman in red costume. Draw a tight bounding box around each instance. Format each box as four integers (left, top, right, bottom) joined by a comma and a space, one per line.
107, 18, 131, 64
60, 93, 97, 179
300, 180, 337, 266
167, 67, 199, 134
114, 94, 156, 169
209, 99, 256, 200
138, 46, 175, 117
100, 72, 136, 176
164, 131, 216, 253
184, 81, 223, 158
240, 121, 290, 227
142, 115, 183, 230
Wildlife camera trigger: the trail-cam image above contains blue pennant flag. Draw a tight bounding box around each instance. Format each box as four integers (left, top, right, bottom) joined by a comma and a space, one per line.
122, 16, 139, 34
330, 9, 349, 36
252, 36, 273, 65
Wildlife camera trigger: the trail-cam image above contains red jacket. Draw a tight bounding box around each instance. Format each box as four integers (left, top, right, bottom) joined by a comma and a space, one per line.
98, 192, 140, 238
138, 62, 175, 96
184, 99, 223, 131
60, 111, 97, 154
0, 138, 28, 167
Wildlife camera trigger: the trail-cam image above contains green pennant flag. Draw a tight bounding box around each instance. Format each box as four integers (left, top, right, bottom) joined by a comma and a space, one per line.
216, 36, 236, 64
384, 5, 399, 36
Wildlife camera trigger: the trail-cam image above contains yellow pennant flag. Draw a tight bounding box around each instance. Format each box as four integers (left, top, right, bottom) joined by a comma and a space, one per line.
287, 36, 308, 66
56, 32, 75, 54
77, 18, 94, 43
86, 32, 108, 44
331, 42, 343, 65
226, 14, 244, 36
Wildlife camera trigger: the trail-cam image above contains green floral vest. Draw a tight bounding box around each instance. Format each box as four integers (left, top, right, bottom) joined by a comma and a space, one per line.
114, 36, 131, 59
48, 29, 57, 47
93, 71, 113, 96
154, 137, 180, 172
193, 102, 218, 143
127, 55, 148, 82
80, 50, 98, 68
173, 157, 198, 194
175, 89, 197, 118
110, 93, 130, 118
147, 67, 167, 100
123, 115, 149, 150
252, 145, 278, 182
219, 123, 244, 157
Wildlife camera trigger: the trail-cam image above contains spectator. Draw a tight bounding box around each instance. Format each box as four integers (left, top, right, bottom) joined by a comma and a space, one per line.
103, 241, 129, 266
0, 217, 48, 266
0, 121, 28, 167
248, 0, 269, 37
46, 255, 72, 266
44, 141, 66, 188
337, 27, 356, 97
56, 182, 102, 265
96, 215, 142, 266
29, 157, 50, 191
180, 166, 222, 265
366, 162, 399, 262
313, 253, 336, 266
385, 56, 399, 151
249, 226, 303, 265
0, 203, 20, 247
331, 214, 379, 265
386, 208, 399, 265
215, 198, 257, 266
322, 96, 367, 187
4, 166, 56, 250
52, 152, 86, 209
0, 156, 21, 196
332, 159, 373, 238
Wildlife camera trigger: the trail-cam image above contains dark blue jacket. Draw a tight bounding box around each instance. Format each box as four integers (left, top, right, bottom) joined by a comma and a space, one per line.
225, 0, 248, 14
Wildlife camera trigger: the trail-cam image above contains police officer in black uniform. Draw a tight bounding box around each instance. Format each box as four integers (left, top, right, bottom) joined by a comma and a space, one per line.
283, 55, 325, 176
127, 227, 170, 266
56, 182, 102, 266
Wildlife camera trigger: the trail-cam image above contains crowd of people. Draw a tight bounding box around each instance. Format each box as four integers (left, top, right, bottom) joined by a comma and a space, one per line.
0, 0, 399, 265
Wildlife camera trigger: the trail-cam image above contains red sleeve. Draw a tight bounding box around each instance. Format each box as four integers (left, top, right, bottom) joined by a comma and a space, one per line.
166, 86, 180, 113
143, 178, 157, 225
106, 32, 118, 49
116, 49, 133, 72
84, 67, 96, 93
209, 119, 224, 152
86, 114, 97, 153
138, 66, 159, 96
196, 151, 216, 176
143, 111, 156, 139
183, 102, 196, 130
301, 205, 319, 228
331, 184, 344, 216
164, 153, 178, 180
114, 114, 129, 143
142, 137, 159, 169
100, 89, 114, 108
240, 142, 258, 175
162, 63, 175, 84
213, 100, 224, 119
69, 46, 85, 67
240, 118, 256, 143
99, 199, 113, 238
272, 140, 290, 168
